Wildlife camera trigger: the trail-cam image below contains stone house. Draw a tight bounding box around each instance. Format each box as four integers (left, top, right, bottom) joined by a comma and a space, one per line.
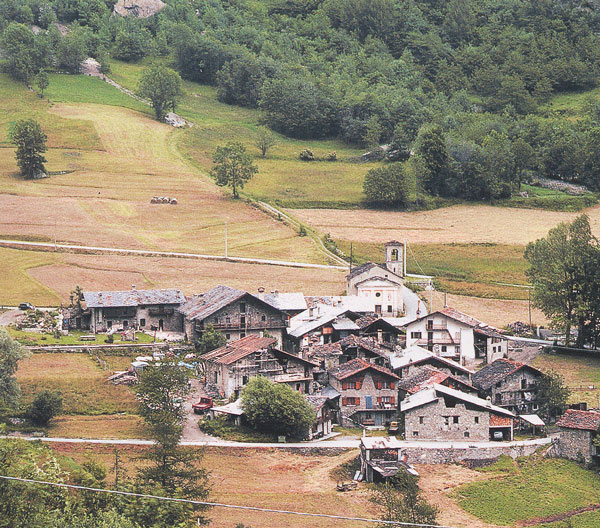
257, 289, 307, 317
472, 359, 545, 415
555, 409, 600, 464
286, 305, 362, 353
346, 241, 405, 317
200, 335, 318, 399
401, 383, 516, 441
391, 345, 474, 383
328, 358, 400, 426
305, 395, 337, 439
404, 307, 508, 364
356, 314, 402, 344
178, 285, 289, 346
83, 287, 186, 333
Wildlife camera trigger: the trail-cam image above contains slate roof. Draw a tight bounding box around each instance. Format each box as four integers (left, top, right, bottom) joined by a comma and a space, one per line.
339, 334, 391, 359
347, 262, 382, 280
400, 383, 515, 417
390, 345, 474, 376
83, 289, 186, 308
305, 395, 329, 412
329, 358, 399, 381
304, 296, 375, 313
263, 292, 307, 312
472, 359, 543, 391
556, 409, 600, 431
200, 335, 276, 365
178, 285, 246, 320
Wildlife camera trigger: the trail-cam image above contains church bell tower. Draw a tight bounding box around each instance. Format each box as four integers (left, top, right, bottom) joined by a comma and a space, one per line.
385, 240, 405, 277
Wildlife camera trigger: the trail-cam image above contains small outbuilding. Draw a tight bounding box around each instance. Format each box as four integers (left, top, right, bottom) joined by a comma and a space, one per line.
359, 437, 418, 483
556, 409, 600, 464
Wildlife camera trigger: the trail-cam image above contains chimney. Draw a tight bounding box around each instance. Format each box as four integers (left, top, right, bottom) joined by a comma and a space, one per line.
257, 287, 265, 300
131, 284, 136, 290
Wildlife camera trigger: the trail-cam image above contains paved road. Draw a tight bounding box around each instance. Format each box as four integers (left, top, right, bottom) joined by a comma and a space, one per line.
0, 239, 346, 271
403, 285, 428, 321
7, 435, 551, 450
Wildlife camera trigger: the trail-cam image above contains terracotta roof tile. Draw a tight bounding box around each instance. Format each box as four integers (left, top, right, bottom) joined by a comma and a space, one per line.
556, 409, 600, 431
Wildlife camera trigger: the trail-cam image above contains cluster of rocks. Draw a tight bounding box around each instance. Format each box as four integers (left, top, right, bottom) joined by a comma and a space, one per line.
531, 178, 588, 196
508, 321, 533, 335
17, 310, 60, 334
150, 196, 178, 204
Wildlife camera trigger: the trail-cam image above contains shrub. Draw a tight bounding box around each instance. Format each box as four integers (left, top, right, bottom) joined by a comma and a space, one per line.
299, 149, 315, 161
325, 151, 337, 161
27, 390, 63, 426
105, 334, 114, 344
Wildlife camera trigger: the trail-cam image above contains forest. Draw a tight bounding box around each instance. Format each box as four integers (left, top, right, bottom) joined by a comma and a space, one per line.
2, 0, 600, 202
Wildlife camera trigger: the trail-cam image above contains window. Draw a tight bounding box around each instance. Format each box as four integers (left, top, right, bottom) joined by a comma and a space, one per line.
214, 372, 218, 383
427, 320, 433, 330
532, 403, 539, 411
241, 316, 246, 326
410, 331, 422, 339
226, 317, 231, 324
441, 345, 447, 352
453, 416, 459, 424
387, 305, 393, 313
107, 320, 112, 328
261, 315, 266, 321
123, 320, 128, 328
495, 394, 502, 404
474, 416, 479, 424
443, 416, 450, 426
240, 332, 246, 338
413, 431, 419, 436
464, 431, 470, 438
140, 318, 146, 327
242, 375, 249, 385
375, 292, 381, 298
496, 381, 502, 388
240, 302, 246, 313
342, 397, 360, 406
521, 379, 527, 389
419, 416, 424, 424
225, 333, 231, 339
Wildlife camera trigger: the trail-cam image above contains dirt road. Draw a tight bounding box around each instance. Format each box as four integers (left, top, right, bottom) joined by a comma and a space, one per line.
182, 379, 216, 443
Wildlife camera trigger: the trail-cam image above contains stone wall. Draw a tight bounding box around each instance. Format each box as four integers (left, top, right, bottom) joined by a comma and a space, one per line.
405, 398, 491, 442
404, 439, 550, 464
557, 428, 595, 464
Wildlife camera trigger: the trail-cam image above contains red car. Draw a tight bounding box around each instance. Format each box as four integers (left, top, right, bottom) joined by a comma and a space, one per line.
192, 397, 213, 414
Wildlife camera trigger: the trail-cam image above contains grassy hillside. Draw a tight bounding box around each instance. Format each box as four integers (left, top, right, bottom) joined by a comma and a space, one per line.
454, 456, 600, 525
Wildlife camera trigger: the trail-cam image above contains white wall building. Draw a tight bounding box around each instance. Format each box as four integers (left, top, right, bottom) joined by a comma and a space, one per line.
404, 307, 507, 364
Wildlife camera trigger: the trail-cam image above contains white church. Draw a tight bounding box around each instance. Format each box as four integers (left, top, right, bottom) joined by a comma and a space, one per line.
346, 241, 405, 317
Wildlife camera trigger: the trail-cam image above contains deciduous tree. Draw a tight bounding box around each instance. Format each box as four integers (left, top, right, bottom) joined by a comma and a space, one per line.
9, 119, 48, 179
254, 126, 276, 158
0, 328, 27, 413
27, 390, 63, 426
241, 377, 315, 438
363, 163, 415, 207
210, 141, 258, 198
138, 64, 182, 122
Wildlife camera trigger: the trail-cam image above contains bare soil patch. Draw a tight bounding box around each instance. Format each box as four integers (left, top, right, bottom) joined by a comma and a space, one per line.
292, 204, 600, 245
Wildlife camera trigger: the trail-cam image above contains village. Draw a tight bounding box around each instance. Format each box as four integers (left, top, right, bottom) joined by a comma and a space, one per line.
7, 239, 593, 486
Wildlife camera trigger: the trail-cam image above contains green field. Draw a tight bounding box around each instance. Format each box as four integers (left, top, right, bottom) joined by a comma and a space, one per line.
454, 456, 600, 525
7, 328, 157, 346
107, 59, 375, 208
338, 240, 530, 300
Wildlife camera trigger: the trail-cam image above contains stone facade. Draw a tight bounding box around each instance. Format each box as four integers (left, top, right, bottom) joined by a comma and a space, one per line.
484, 369, 541, 414
188, 295, 287, 347
404, 398, 494, 442
558, 428, 599, 464
90, 303, 183, 333
329, 366, 399, 426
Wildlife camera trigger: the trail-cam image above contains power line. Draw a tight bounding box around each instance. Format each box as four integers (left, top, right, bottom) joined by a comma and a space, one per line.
0, 474, 457, 528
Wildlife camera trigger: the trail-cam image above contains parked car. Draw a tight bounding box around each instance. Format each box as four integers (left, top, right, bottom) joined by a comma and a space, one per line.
18, 302, 34, 311
192, 397, 213, 414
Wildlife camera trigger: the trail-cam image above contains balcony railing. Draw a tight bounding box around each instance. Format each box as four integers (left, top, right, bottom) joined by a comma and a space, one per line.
200, 320, 288, 330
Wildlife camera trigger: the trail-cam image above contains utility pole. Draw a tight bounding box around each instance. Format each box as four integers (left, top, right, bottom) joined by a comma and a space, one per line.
225, 221, 228, 258
349, 242, 353, 273
528, 287, 532, 330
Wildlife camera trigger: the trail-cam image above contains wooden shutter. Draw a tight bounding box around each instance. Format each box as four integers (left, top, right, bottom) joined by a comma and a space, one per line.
377, 381, 382, 389
390, 382, 395, 390
377, 397, 382, 404
342, 382, 347, 390
390, 396, 396, 404
342, 397, 347, 406
356, 381, 362, 390
355, 397, 360, 406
